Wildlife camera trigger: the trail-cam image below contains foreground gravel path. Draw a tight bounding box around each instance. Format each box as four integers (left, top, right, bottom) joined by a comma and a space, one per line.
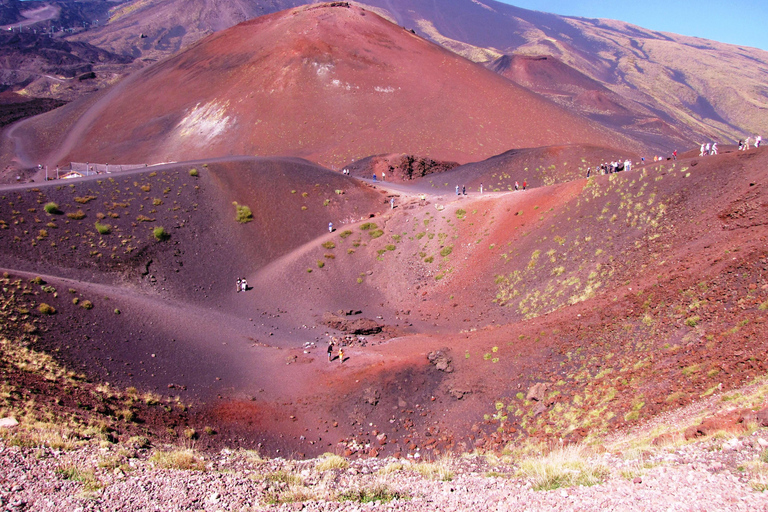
2, 430, 768, 511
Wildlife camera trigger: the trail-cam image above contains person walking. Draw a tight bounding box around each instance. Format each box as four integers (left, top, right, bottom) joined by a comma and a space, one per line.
514, 181, 519, 191
756, 135, 762, 148
462, 185, 466, 195
522, 181, 527, 191
241, 278, 247, 292
700, 143, 705, 157
327, 341, 334, 362
480, 184, 483, 194
236, 278, 241, 293
711, 142, 718, 155
455, 185, 459, 195
672, 150, 677, 160
390, 197, 394, 209
329, 222, 333, 233
338, 347, 344, 364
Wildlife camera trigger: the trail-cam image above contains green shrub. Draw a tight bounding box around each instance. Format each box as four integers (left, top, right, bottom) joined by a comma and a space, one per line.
43, 202, 60, 214
233, 202, 253, 223
340, 230, 353, 238
38, 303, 56, 315
189, 168, 199, 177
80, 300, 94, 310
360, 222, 377, 230
369, 229, 384, 239
685, 316, 700, 327
94, 222, 111, 235
153, 226, 169, 241
322, 241, 336, 249
317, 260, 325, 268
440, 246, 453, 257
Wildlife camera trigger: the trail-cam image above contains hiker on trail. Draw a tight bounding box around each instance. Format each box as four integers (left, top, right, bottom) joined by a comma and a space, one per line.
756, 135, 762, 148
586, 168, 591, 178
480, 184, 483, 194
624, 160, 632, 172
382, 172, 386, 181
522, 181, 527, 191
515, 181, 519, 191
455, 185, 459, 195
462, 185, 466, 195
237, 278, 241, 293
673, 150, 677, 160
711, 142, 718, 155
706, 143, 711, 155
327, 341, 334, 362
329, 222, 333, 233
738, 140, 744, 151
744, 137, 751, 150
390, 197, 395, 209
338, 347, 344, 364
373, 174, 377, 182
241, 278, 247, 292
700, 144, 705, 157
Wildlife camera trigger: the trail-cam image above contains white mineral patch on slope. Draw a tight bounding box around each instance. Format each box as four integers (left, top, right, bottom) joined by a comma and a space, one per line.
471, 0, 496, 13
174, 101, 232, 142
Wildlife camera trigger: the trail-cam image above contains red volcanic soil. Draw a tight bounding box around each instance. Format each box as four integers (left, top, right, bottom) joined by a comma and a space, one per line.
3, 146, 767, 458
20, 3, 639, 171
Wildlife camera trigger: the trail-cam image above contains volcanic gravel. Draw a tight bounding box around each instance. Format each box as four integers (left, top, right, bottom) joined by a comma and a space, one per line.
2, 429, 768, 511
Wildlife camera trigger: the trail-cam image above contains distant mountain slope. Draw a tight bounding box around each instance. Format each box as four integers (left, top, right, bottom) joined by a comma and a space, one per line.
41, 3, 633, 169
70, 0, 307, 61
355, 0, 768, 145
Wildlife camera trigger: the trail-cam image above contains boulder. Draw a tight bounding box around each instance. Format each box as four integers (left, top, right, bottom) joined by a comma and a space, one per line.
0, 417, 19, 429
526, 382, 550, 402
347, 318, 382, 335
448, 388, 471, 400
362, 387, 380, 406
427, 348, 453, 373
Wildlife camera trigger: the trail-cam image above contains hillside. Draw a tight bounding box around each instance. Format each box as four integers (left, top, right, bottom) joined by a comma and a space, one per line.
62, 0, 768, 149
22, 3, 634, 171
1, 143, 766, 460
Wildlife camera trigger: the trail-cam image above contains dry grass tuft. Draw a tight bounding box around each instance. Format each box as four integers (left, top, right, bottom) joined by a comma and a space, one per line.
517, 444, 609, 490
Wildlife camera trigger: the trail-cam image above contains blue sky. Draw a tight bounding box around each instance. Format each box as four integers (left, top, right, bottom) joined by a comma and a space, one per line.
497, 0, 768, 51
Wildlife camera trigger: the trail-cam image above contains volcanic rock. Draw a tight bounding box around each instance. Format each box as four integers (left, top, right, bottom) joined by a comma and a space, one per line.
427, 348, 453, 373
526, 382, 550, 402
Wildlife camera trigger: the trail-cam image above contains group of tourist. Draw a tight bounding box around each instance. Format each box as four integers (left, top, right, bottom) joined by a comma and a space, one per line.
699, 142, 719, 156
586, 160, 632, 177
738, 136, 761, 151
327, 340, 345, 364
